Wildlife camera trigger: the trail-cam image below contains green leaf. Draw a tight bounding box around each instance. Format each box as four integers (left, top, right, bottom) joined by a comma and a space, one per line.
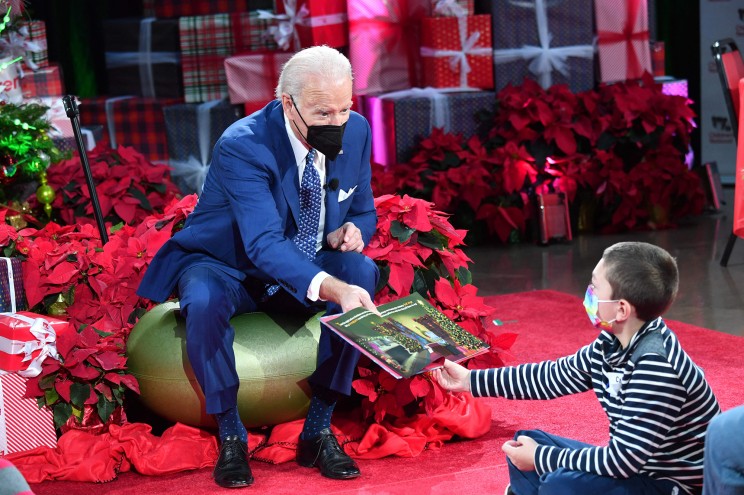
128, 186, 153, 211
375, 264, 390, 295
97, 394, 116, 424
390, 221, 414, 243
53, 403, 73, 429
417, 230, 447, 250
70, 382, 91, 409
456, 267, 472, 286
411, 270, 430, 298
40, 375, 58, 392
110, 222, 125, 234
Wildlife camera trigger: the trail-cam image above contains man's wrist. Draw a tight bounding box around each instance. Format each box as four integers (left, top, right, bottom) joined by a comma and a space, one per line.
307, 271, 331, 301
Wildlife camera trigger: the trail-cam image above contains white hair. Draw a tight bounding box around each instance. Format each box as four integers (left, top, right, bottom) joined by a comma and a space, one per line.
275, 45, 353, 105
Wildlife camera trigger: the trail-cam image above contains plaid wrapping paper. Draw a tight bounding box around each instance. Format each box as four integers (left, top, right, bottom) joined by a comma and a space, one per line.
164, 99, 244, 194
224, 51, 293, 104
0, 312, 68, 375
262, 0, 348, 50
490, 0, 595, 93
52, 125, 104, 154
79, 96, 182, 162
143, 0, 274, 18
0, 258, 26, 314
20, 20, 48, 71
431, 0, 473, 16
104, 18, 183, 98
348, 0, 430, 95
595, 0, 652, 83
0, 374, 57, 455
179, 12, 279, 103
365, 89, 495, 166
420, 15, 493, 89
19, 63, 63, 98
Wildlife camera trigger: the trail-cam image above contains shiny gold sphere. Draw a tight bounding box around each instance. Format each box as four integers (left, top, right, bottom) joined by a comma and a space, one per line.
36, 183, 56, 205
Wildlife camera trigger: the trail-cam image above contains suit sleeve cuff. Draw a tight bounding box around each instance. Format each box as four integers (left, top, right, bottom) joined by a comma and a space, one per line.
307, 271, 331, 301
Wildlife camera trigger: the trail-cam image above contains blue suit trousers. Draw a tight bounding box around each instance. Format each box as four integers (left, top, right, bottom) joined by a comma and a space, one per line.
177, 250, 379, 415
508, 430, 681, 495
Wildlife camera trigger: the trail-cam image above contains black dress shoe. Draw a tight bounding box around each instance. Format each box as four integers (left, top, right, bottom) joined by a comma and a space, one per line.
296, 428, 360, 479
214, 435, 254, 488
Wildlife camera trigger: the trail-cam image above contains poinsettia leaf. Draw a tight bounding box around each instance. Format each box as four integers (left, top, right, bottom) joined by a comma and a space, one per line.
411, 269, 430, 298
416, 230, 447, 250
374, 263, 390, 295
69, 362, 102, 381
97, 394, 116, 423
53, 402, 73, 429
93, 350, 127, 371
117, 373, 140, 394
408, 376, 431, 398
70, 382, 91, 409
456, 266, 472, 286
55, 380, 72, 402
127, 186, 153, 212
390, 221, 414, 242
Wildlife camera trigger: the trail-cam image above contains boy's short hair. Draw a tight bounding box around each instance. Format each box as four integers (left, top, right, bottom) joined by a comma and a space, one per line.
602, 242, 679, 321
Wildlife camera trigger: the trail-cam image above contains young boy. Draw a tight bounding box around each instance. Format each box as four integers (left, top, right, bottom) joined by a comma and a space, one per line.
433, 242, 720, 495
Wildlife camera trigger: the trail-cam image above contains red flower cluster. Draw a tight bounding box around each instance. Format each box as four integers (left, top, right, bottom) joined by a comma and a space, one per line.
372, 76, 705, 241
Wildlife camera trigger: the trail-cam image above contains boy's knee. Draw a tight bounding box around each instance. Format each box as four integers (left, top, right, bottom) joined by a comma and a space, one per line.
539, 469, 581, 495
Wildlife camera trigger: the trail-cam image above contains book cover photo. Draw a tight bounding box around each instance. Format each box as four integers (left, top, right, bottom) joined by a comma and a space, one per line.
321, 293, 489, 379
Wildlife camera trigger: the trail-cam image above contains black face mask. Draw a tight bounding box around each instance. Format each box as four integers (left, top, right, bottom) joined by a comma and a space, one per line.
290, 95, 346, 161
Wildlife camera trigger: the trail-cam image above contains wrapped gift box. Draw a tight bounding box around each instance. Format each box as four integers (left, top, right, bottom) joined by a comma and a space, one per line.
224, 51, 293, 105
0, 257, 27, 314
52, 125, 104, 154
431, 0, 473, 16
365, 89, 495, 166
490, 0, 595, 93
348, 0, 430, 95
595, 0, 652, 83
104, 18, 183, 98
0, 373, 57, 455
79, 96, 182, 162
179, 12, 279, 103
19, 63, 64, 98
0, 312, 68, 375
263, 0, 348, 50
420, 15, 493, 89
656, 76, 688, 98
19, 20, 48, 71
164, 99, 244, 194
143, 0, 274, 18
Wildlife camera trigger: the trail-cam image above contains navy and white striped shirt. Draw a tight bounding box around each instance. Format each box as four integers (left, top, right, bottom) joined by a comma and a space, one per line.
470, 318, 720, 495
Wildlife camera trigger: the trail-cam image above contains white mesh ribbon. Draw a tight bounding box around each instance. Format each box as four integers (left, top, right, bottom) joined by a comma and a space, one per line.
169, 99, 223, 195
380, 86, 479, 133
1, 258, 17, 313
0, 313, 60, 378
492, 0, 595, 89
0, 25, 43, 74
257, 0, 347, 51
434, 0, 468, 17
420, 16, 491, 88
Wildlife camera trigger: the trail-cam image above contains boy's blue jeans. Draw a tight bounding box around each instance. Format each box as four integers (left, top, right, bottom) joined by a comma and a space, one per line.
508, 430, 682, 495
703, 405, 744, 495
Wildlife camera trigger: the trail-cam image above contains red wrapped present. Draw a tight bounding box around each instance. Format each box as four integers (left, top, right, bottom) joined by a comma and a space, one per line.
19, 63, 64, 98
595, 0, 652, 83
0, 312, 68, 376
258, 0, 348, 51
420, 15, 493, 89
0, 258, 26, 314
431, 0, 473, 17
0, 374, 56, 455
348, 0, 430, 95
179, 12, 279, 103
19, 20, 48, 71
79, 96, 182, 162
143, 0, 274, 18
225, 51, 293, 105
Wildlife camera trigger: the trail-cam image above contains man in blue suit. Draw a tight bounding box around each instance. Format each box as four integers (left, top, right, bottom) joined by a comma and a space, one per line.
137, 46, 379, 488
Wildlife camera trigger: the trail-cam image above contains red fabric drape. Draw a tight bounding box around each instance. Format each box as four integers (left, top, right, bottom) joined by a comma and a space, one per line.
734, 78, 744, 238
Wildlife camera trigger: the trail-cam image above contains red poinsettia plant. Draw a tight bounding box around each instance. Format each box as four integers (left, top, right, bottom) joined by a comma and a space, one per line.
356, 194, 517, 423
0, 195, 197, 428
372, 76, 705, 242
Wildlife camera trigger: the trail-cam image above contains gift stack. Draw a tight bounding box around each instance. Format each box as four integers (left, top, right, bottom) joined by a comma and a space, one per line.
0, 257, 65, 455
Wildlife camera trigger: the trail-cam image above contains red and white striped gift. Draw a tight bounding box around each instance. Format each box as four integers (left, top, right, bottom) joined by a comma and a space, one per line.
0, 373, 56, 455
0, 312, 68, 376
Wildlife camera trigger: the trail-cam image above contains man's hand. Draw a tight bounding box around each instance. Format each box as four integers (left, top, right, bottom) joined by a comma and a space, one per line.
319, 276, 378, 314
327, 222, 364, 253
431, 359, 471, 393
502, 436, 538, 471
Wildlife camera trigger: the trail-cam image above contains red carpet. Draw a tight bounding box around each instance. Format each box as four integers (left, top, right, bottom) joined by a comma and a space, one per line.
30, 290, 744, 495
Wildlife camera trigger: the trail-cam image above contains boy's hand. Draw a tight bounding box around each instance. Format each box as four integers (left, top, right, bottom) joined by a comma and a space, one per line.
502, 436, 537, 471
431, 359, 471, 393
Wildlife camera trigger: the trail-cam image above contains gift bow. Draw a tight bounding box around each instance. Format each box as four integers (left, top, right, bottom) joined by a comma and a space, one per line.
257, 0, 347, 51
492, 0, 595, 89
0, 25, 43, 73
434, 0, 468, 17
0, 313, 60, 378
420, 16, 491, 88
596, 0, 649, 80
169, 99, 222, 194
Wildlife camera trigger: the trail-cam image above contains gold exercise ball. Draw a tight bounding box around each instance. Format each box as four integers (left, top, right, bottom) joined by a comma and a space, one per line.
127, 301, 322, 428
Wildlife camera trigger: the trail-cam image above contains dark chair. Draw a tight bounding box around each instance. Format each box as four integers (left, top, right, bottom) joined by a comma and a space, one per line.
711, 39, 744, 266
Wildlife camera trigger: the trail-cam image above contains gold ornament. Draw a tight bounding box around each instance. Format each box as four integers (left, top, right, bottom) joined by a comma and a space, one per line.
35, 171, 56, 217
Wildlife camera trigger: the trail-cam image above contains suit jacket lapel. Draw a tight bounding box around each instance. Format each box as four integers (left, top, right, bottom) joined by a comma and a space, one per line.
271, 107, 301, 227
323, 152, 346, 238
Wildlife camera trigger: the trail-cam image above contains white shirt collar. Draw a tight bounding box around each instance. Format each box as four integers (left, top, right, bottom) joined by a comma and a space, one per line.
284, 111, 319, 166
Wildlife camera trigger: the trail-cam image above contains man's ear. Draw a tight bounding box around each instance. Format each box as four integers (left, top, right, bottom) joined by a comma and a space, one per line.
281, 94, 293, 115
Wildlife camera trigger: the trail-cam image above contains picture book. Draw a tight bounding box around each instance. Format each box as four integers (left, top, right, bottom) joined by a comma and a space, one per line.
320, 293, 489, 379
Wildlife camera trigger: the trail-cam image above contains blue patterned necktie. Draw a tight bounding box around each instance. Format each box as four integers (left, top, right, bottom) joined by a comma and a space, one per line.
265, 149, 320, 299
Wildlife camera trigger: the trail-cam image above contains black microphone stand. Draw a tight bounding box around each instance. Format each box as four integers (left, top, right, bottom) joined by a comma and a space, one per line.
62, 95, 109, 245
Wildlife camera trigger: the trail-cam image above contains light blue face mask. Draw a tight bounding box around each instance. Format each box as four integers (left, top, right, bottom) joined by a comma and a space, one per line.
583, 285, 619, 331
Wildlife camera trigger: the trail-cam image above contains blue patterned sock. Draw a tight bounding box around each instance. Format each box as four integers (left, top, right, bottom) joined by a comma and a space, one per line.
215, 406, 248, 443
300, 386, 338, 440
